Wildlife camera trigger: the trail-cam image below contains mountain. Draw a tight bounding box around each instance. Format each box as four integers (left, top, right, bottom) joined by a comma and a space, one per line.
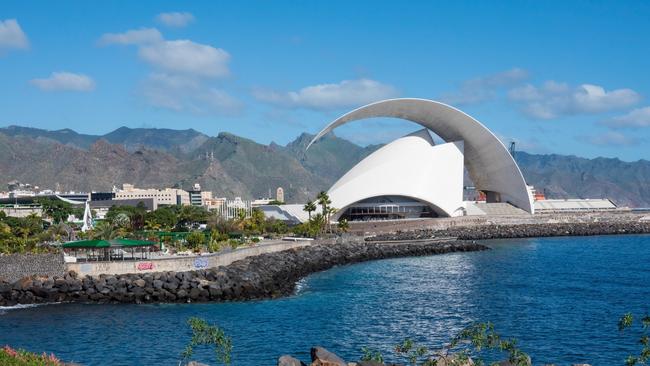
1, 125, 98, 149
102, 127, 209, 153
0, 125, 208, 153
281, 132, 381, 181
516, 152, 650, 208
1, 125, 649, 207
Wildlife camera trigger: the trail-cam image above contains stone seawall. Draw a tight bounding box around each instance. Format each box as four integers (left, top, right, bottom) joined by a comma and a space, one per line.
0, 241, 486, 306
366, 221, 650, 242
66, 241, 308, 277
0, 253, 65, 283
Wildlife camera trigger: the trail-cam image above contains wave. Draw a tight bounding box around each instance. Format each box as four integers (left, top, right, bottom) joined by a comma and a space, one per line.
0, 303, 58, 315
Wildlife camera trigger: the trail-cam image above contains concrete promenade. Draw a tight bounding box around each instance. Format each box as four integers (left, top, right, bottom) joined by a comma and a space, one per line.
348, 210, 650, 235
65, 240, 309, 277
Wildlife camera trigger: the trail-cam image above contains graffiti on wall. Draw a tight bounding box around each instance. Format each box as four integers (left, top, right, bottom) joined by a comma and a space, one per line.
137, 262, 155, 271
194, 257, 209, 269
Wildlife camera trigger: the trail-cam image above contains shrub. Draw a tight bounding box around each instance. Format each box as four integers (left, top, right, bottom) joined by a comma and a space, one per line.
185, 231, 206, 250
0, 345, 63, 366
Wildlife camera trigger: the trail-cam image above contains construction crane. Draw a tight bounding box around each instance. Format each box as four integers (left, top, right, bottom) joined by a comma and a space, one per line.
509, 141, 516, 159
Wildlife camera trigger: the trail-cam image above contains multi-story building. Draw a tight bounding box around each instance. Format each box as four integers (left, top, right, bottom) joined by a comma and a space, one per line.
276, 187, 284, 203
187, 183, 203, 206
114, 184, 191, 210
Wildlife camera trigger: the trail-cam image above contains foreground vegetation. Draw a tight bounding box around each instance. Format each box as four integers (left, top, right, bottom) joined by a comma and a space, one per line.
0, 346, 62, 366
293, 191, 348, 237
0, 198, 291, 254
0, 192, 351, 254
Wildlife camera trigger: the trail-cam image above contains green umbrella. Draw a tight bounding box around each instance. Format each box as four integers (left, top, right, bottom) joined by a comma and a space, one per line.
62, 238, 156, 249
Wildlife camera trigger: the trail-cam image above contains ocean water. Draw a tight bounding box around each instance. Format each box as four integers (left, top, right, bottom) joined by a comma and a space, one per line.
1, 235, 649, 366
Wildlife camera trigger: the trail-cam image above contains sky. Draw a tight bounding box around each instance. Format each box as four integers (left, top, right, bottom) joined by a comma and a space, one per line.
1, 1, 650, 161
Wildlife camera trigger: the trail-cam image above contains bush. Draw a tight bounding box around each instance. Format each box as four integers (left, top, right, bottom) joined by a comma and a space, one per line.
207, 241, 223, 253
0, 346, 63, 366
185, 231, 206, 250
229, 239, 240, 249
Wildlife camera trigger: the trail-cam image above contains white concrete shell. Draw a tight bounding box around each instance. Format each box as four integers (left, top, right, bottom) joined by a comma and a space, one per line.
308, 98, 534, 214
328, 131, 465, 218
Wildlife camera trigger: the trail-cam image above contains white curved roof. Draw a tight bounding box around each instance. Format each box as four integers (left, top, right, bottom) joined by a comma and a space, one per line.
329, 130, 465, 218
308, 98, 534, 214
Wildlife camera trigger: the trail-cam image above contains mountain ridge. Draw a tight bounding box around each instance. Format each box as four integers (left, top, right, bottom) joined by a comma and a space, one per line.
1, 125, 649, 207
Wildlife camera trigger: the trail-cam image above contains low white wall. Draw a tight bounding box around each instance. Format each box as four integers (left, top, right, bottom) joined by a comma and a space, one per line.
66, 241, 309, 277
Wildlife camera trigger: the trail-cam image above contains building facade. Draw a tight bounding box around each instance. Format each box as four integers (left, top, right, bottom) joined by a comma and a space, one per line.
308, 98, 535, 221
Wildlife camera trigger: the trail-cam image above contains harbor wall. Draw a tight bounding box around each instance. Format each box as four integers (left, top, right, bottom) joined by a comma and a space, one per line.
65, 241, 308, 277
0, 240, 485, 306
0, 252, 65, 283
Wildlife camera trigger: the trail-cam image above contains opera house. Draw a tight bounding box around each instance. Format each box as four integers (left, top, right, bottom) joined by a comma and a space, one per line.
307, 98, 535, 221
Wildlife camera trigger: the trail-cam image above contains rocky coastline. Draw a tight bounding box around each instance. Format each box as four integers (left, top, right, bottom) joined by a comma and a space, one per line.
0, 240, 486, 306
366, 220, 650, 242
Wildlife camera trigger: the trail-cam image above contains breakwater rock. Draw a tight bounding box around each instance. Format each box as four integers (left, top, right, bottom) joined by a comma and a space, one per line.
0, 240, 486, 306
366, 221, 650, 242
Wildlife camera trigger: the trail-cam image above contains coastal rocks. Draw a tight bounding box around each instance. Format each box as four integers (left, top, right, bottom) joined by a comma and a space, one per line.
311, 346, 347, 366
0, 240, 487, 306
278, 355, 307, 366
366, 221, 650, 242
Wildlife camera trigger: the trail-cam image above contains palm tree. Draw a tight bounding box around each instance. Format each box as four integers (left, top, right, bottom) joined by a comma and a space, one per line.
316, 191, 331, 233
144, 219, 161, 231
326, 207, 338, 233
316, 191, 331, 211
337, 218, 349, 233
303, 201, 316, 220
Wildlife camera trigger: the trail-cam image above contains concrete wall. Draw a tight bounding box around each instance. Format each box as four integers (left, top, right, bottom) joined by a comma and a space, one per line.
66, 241, 309, 277
0, 252, 65, 282
0, 206, 43, 218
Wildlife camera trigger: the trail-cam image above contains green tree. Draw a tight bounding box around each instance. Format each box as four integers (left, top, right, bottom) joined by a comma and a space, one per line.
303, 200, 316, 220
178, 205, 209, 229
92, 221, 119, 240
36, 197, 73, 224
146, 206, 178, 230
316, 191, 331, 234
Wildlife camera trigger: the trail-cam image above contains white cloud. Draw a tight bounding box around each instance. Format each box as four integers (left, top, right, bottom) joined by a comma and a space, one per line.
141, 73, 241, 115
440, 68, 529, 105
508, 82, 641, 119
253, 79, 399, 110
0, 19, 29, 51
139, 40, 230, 77
30, 72, 95, 92
579, 131, 641, 146
100, 27, 237, 114
98, 28, 162, 45
156, 12, 195, 28
601, 107, 650, 129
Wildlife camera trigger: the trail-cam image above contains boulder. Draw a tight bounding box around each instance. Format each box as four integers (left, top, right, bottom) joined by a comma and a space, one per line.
496, 356, 531, 366
15, 277, 33, 291
435, 355, 474, 366
310, 347, 346, 366
278, 355, 307, 366
133, 279, 146, 288
357, 361, 385, 366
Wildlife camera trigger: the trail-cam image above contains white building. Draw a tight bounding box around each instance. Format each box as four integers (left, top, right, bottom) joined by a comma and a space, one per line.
308, 98, 535, 221
114, 184, 190, 209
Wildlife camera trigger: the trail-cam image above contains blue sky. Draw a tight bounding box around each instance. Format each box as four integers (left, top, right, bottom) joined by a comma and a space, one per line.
1, 1, 650, 161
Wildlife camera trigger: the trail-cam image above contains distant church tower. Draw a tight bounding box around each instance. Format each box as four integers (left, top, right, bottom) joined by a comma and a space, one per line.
276, 187, 284, 203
